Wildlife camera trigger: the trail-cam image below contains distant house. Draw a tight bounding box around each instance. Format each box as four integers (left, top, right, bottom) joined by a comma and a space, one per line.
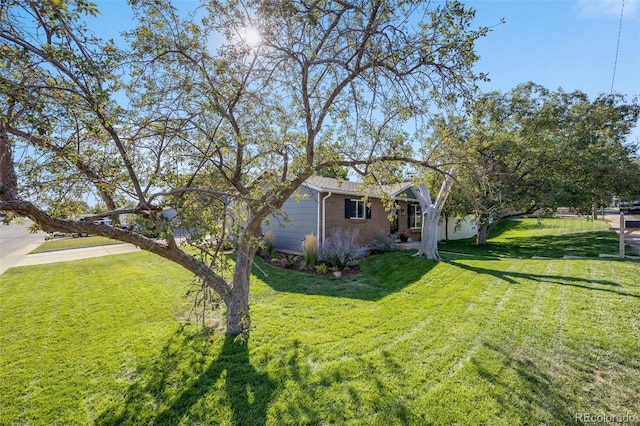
262, 176, 477, 253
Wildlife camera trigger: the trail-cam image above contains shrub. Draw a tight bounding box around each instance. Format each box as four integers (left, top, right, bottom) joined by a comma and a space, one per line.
284, 254, 299, 269
369, 228, 396, 253
315, 263, 328, 274
262, 231, 275, 256
320, 228, 368, 268
301, 234, 319, 269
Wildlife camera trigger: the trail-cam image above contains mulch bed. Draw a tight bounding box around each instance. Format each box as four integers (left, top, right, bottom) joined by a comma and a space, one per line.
259, 252, 361, 277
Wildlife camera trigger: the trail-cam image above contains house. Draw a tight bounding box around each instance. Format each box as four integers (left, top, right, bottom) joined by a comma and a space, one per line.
262, 176, 477, 253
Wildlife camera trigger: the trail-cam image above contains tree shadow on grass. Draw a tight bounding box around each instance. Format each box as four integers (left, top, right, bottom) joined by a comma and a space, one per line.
97, 329, 275, 426
255, 251, 438, 301
442, 231, 620, 259
471, 341, 580, 424
263, 340, 424, 424
446, 258, 639, 299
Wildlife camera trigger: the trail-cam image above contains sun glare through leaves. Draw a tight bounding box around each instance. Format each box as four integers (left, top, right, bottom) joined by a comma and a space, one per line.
239, 26, 261, 47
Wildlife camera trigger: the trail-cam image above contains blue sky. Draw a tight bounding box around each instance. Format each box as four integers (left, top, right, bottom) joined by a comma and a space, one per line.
470, 0, 639, 99
469, 0, 639, 142
95, 0, 640, 141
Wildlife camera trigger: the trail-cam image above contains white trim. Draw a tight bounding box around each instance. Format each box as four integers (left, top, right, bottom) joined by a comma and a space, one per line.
349, 199, 368, 219
322, 191, 332, 244
408, 204, 422, 229
317, 191, 321, 242
303, 181, 325, 192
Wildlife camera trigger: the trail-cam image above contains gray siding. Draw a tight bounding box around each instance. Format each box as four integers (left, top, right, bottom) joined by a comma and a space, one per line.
397, 187, 419, 201
262, 186, 319, 252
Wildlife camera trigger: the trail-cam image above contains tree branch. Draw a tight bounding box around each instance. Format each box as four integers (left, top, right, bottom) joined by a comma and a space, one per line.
0, 199, 232, 295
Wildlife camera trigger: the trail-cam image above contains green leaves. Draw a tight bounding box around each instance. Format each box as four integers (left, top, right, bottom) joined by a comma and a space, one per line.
430, 83, 640, 226
1, 0, 499, 333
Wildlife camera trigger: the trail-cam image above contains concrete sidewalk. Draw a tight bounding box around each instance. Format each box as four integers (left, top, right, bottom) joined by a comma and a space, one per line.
1, 242, 140, 275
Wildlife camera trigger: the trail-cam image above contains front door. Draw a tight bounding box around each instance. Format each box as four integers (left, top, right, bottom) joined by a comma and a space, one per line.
390, 211, 399, 234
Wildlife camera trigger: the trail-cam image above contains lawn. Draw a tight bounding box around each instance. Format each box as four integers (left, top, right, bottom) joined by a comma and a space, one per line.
440, 216, 627, 258
30, 236, 125, 254
1, 218, 639, 425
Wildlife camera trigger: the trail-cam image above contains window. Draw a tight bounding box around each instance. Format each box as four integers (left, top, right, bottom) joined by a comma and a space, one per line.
408, 204, 422, 229
345, 199, 371, 219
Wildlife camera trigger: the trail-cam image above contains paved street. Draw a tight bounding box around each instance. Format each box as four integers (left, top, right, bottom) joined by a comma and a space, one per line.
0, 220, 139, 275
0, 221, 47, 275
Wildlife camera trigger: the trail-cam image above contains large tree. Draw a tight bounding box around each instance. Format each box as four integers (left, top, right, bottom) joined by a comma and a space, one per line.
429, 83, 640, 245
1, 0, 491, 334
550, 91, 640, 217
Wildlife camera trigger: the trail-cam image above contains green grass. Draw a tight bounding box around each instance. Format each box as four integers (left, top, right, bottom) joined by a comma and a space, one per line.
440, 217, 627, 258
30, 236, 125, 254
1, 218, 639, 425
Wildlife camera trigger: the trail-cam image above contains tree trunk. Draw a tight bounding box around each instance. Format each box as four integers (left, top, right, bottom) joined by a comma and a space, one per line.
223, 216, 264, 335
476, 214, 491, 245
0, 123, 19, 200
476, 223, 489, 245
225, 245, 255, 335
419, 205, 441, 259
414, 167, 456, 259
445, 215, 449, 242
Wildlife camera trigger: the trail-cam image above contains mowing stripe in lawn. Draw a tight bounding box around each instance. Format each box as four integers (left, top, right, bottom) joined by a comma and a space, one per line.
1, 242, 639, 425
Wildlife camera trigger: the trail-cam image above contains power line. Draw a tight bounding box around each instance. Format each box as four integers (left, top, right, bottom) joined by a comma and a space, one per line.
610, 0, 625, 93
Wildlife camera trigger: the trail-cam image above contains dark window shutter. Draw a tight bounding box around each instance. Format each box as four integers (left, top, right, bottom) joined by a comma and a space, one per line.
345, 199, 355, 218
